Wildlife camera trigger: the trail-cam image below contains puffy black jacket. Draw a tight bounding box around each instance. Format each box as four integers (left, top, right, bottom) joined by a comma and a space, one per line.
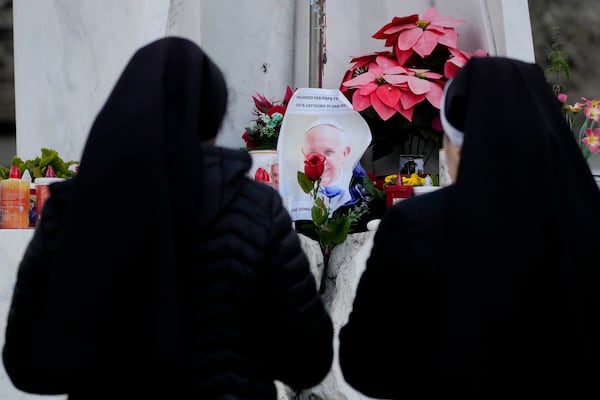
3, 146, 334, 399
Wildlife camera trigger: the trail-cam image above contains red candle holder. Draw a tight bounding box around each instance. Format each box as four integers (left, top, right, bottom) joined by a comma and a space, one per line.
385, 184, 413, 207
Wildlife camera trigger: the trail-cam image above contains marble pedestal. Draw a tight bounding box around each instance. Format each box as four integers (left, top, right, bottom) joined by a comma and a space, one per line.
288, 232, 380, 400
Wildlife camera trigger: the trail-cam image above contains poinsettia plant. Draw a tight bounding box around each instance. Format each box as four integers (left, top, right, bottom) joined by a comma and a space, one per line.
339, 7, 487, 161
242, 86, 294, 150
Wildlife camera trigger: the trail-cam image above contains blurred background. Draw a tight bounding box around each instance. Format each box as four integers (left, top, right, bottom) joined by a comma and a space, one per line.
1, 0, 599, 166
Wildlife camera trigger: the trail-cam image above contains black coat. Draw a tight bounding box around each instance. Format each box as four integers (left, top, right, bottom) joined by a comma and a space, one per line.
339, 56, 600, 399
4, 147, 334, 399
340, 186, 600, 399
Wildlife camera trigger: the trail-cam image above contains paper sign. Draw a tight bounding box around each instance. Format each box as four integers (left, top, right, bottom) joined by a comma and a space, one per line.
277, 88, 371, 221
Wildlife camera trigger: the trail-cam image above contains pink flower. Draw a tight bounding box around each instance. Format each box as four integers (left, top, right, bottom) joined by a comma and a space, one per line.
583, 99, 600, 123
339, 52, 387, 98
547, 40, 599, 162
566, 101, 585, 113
444, 47, 488, 79
342, 55, 444, 121
557, 93, 568, 103
342, 55, 409, 121
372, 7, 466, 64
582, 127, 600, 154
340, 8, 487, 123
563, 97, 600, 159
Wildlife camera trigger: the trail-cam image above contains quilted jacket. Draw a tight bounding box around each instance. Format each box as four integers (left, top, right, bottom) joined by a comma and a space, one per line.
3, 146, 334, 399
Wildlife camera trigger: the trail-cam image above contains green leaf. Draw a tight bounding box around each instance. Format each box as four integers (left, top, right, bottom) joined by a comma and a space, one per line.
1, 148, 78, 179
297, 171, 314, 193
362, 175, 385, 199
361, 175, 375, 192
311, 200, 328, 225
320, 216, 351, 246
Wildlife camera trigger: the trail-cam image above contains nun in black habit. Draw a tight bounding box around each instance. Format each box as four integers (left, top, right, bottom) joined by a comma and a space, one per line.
338, 56, 600, 399
3, 37, 333, 399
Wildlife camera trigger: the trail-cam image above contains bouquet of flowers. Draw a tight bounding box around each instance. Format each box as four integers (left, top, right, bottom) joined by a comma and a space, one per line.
339, 7, 487, 161
297, 153, 385, 291
547, 27, 600, 159
560, 98, 600, 158
242, 86, 294, 150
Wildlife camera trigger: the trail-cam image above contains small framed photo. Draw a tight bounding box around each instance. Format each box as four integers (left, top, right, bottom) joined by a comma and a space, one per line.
399, 154, 424, 175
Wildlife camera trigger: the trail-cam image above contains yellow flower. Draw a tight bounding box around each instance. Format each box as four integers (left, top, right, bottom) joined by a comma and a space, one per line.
384, 174, 397, 186
402, 173, 425, 186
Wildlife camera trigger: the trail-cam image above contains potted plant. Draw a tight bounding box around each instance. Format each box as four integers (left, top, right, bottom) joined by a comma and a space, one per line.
339, 7, 488, 176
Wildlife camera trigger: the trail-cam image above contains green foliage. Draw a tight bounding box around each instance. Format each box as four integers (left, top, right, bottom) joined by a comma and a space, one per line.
297, 170, 315, 193
319, 215, 351, 249
546, 26, 572, 95
331, 177, 385, 234
0, 148, 78, 180
544, 25, 599, 160
360, 174, 385, 202
296, 169, 386, 260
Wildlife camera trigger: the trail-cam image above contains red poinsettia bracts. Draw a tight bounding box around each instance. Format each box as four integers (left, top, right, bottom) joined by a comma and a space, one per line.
342, 55, 445, 121
444, 47, 489, 79
340, 7, 487, 123
372, 7, 465, 64
243, 86, 295, 150
251, 86, 294, 117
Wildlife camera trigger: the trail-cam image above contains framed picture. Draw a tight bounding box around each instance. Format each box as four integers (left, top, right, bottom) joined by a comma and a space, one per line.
399, 154, 424, 175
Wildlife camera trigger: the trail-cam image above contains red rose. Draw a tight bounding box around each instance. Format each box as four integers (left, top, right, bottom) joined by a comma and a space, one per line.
304, 153, 326, 181
254, 167, 270, 182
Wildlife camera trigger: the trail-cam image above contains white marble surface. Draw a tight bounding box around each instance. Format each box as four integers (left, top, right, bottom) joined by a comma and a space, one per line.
13, 0, 533, 164
298, 233, 325, 288
12, 0, 297, 164
290, 231, 382, 400
13, 0, 169, 163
